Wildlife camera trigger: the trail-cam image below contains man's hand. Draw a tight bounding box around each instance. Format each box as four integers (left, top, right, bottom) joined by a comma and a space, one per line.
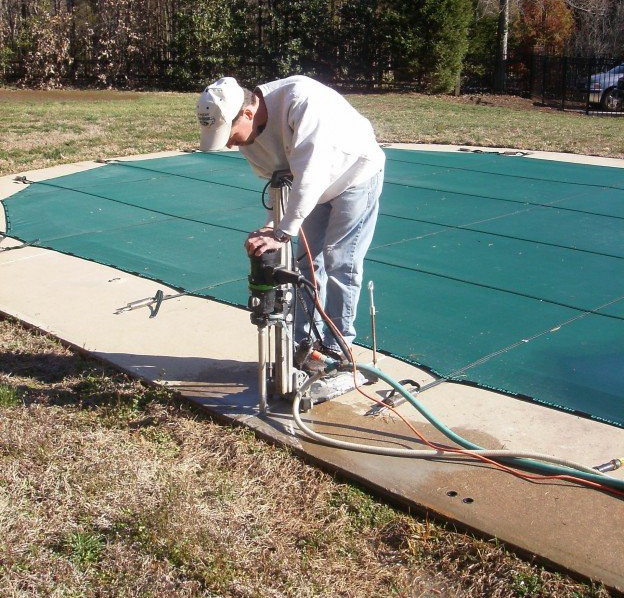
245, 228, 289, 256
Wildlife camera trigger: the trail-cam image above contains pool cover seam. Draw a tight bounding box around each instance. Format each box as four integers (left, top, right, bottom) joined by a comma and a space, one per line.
3, 202, 254, 246
12, 210, 620, 320
110, 156, 624, 222
0, 229, 251, 306
5, 152, 622, 427
414, 294, 624, 403
199, 149, 624, 192
372, 213, 624, 260
367, 257, 624, 322
22, 159, 624, 225
10, 179, 254, 236
13, 193, 618, 262
6, 182, 623, 319
145, 148, 624, 194
8, 165, 624, 321
13, 173, 619, 260
4, 228, 623, 379
106, 159, 260, 194
385, 155, 624, 191
8, 232, 618, 403
384, 179, 624, 221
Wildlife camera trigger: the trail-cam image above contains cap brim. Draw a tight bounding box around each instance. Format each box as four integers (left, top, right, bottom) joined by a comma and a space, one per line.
199, 122, 231, 151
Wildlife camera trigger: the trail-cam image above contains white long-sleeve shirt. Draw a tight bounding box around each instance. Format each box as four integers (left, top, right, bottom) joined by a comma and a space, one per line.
240, 76, 385, 236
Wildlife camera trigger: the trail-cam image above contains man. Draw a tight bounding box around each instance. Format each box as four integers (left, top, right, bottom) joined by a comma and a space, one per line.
197, 75, 384, 395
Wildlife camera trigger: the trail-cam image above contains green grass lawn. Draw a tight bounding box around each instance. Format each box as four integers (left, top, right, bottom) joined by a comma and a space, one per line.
1, 88, 622, 177
350, 93, 624, 157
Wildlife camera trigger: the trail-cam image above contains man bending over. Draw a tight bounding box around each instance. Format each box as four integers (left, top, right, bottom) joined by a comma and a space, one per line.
197, 75, 385, 396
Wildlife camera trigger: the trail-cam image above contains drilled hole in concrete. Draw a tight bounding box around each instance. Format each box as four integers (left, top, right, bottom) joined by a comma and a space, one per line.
446, 490, 458, 497
462, 497, 474, 504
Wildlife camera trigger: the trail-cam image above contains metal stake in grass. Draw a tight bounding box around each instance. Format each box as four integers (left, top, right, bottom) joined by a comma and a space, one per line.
368, 280, 377, 367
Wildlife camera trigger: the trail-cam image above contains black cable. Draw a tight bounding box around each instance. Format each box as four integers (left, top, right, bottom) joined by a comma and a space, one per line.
296, 285, 323, 343
261, 180, 272, 210
278, 174, 293, 190
301, 284, 351, 359
262, 174, 292, 212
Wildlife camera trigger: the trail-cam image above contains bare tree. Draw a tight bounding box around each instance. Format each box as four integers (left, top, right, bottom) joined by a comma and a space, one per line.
494, 0, 509, 91
567, 0, 624, 57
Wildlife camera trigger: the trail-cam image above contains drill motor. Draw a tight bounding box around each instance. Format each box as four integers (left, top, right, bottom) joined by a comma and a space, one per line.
248, 250, 308, 327
248, 251, 281, 326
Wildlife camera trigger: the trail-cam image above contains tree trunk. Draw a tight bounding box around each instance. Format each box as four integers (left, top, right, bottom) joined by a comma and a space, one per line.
494, 0, 509, 93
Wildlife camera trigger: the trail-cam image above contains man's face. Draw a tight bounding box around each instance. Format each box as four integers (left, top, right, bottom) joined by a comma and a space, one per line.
226, 109, 259, 148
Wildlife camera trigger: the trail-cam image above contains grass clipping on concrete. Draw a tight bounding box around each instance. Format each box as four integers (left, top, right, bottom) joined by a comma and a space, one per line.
0, 317, 613, 598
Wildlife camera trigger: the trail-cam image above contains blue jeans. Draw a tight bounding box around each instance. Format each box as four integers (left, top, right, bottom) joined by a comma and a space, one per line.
295, 169, 383, 352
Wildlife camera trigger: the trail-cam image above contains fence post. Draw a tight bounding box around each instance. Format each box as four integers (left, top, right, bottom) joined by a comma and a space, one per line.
585, 57, 592, 115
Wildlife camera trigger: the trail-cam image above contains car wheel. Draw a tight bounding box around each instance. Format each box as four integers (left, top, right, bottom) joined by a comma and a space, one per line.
600, 87, 623, 111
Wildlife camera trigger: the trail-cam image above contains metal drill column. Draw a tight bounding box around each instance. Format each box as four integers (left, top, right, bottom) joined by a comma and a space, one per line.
269, 170, 295, 399
257, 325, 268, 413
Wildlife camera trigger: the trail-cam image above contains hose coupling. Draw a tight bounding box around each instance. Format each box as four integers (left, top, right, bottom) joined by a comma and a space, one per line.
593, 458, 623, 473
309, 350, 340, 372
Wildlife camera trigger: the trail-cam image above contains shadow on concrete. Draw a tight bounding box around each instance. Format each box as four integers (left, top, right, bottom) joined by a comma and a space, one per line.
95, 351, 468, 455
97, 352, 257, 383
98, 351, 259, 417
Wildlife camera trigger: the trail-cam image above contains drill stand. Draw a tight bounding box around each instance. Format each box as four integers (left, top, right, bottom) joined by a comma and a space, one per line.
248, 170, 299, 413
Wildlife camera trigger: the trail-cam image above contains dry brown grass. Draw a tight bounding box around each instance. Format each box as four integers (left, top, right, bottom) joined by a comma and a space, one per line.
1, 88, 623, 179
0, 90, 197, 176
0, 316, 615, 598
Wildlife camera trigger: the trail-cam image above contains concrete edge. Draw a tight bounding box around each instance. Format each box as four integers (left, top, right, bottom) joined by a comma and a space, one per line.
384, 142, 624, 168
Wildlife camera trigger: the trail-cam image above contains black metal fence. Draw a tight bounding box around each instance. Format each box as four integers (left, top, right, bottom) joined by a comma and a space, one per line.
531, 55, 623, 114
461, 56, 532, 97
461, 54, 624, 114
529, 55, 624, 114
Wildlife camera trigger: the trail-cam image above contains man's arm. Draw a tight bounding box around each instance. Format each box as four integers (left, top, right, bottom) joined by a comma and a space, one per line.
275, 96, 335, 236
245, 92, 336, 254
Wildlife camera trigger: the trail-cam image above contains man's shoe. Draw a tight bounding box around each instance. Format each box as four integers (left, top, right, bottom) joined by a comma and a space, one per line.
295, 341, 346, 374
316, 343, 344, 362
308, 370, 367, 402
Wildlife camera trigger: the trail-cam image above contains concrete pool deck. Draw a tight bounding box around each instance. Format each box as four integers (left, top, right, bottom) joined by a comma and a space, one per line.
1, 145, 623, 591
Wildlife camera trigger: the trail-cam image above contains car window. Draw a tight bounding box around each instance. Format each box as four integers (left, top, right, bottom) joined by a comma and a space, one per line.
611, 65, 624, 74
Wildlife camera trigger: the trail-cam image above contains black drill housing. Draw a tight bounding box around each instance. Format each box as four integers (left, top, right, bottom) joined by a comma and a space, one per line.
248, 250, 281, 326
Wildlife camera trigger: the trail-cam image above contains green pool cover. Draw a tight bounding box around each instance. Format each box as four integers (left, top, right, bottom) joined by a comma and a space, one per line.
3, 149, 623, 427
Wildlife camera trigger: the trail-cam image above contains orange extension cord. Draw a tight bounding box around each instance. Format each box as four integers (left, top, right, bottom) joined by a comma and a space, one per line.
297, 228, 624, 498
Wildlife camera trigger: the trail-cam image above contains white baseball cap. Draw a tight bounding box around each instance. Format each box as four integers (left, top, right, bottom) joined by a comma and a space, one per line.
196, 77, 245, 151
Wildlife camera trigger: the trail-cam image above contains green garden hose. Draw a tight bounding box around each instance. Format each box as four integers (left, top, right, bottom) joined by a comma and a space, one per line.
292, 363, 624, 493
